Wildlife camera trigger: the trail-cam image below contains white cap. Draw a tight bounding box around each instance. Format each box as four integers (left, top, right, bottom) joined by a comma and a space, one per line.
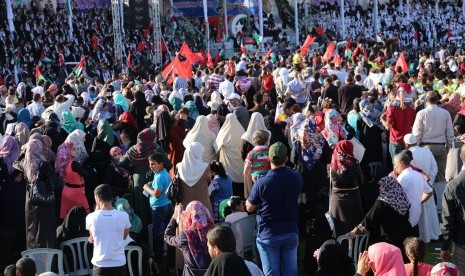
226, 93, 241, 101
403, 134, 417, 145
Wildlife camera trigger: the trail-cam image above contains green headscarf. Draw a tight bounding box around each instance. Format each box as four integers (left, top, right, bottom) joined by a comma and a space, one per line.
115, 198, 142, 233
97, 119, 115, 146
62, 110, 84, 134
113, 92, 129, 111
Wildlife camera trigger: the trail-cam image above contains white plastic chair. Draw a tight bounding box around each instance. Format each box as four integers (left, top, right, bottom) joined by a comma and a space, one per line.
60, 237, 93, 276
125, 245, 143, 276
231, 214, 258, 262
337, 232, 370, 269
21, 248, 65, 275
368, 162, 383, 180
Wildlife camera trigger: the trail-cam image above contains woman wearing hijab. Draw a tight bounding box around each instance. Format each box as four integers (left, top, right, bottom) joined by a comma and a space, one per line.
14, 122, 30, 147
29, 133, 55, 163
314, 239, 355, 276
115, 198, 143, 240
210, 91, 229, 117
185, 101, 200, 121
356, 98, 384, 167
430, 262, 459, 276
183, 116, 217, 163
349, 176, 414, 253
293, 117, 330, 205
367, 242, 407, 276
113, 92, 129, 112
155, 110, 173, 154
441, 92, 461, 120
113, 111, 139, 150
17, 108, 32, 128
330, 140, 364, 237
56, 206, 88, 244
0, 105, 17, 134
453, 100, 465, 135
0, 136, 26, 249
164, 201, 214, 276
169, 89, 184, 113
194, 93, 209, 116
214, 114, 246, 198
105, 147, 130, 198
178, 142, 213, 215
120, 128, 172, 228
321, 109, 347, 148
168, 114, 188, 174
43, 113, 66, 153
62, 110, 84, 134
55, 142, 90, 219
206, 114, 220, 135
18, 139, 57, 249
64, 129, 89, 165
130, 90, 150, 130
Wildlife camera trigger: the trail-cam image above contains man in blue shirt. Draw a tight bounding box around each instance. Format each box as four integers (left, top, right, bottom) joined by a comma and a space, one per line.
143, 152, 173, 269
246, 142, 303, 276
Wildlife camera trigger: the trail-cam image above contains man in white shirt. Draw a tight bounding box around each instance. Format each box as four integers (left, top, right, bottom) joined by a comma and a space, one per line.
393, 150, 434, 236
219, 75, 234, 99
26, 93, 45, 118
42, 94, 75, 123
86, 184, 130, 276
31, 80, 45, 96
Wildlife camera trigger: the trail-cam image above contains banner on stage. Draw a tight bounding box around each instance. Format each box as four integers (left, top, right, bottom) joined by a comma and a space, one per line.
173, 0, 259, 17
57, 0, 110, 10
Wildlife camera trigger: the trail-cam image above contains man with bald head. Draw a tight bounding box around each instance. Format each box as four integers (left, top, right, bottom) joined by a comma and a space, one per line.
412, 91, 454, 183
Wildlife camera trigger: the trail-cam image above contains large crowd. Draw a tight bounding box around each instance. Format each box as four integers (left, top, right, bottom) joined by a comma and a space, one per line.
2, 0, 465, 276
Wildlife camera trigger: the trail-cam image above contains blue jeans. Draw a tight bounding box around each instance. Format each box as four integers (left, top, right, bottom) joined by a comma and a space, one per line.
256, 233, 299, 276
151, 203, 173, 263
389, 141, 404, 165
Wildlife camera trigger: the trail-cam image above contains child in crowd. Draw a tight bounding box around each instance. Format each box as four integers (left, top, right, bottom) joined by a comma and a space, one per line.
208, 160, 233, 222
223, 196, 248, 224
244, 129, 271, 183
392, 74, 413, 109
403, 237, 433, 276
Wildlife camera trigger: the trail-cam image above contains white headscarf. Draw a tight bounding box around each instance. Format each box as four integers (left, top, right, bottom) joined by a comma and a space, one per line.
210, 91, 223, 106
65, 129, 88, 164
178, 142, 209, 187
214, 113, 245, 152
241, 112, 269, 145
183, 115, 217, 162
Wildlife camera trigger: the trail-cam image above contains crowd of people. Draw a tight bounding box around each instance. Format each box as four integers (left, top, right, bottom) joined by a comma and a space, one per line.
2, 0, 465, 276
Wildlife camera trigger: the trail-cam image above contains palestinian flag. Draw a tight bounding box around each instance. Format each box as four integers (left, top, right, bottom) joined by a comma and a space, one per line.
58, 49, 65, 66
14, 51, 21, 65
219, 42, 226, 57
40, 52, 52, 63
73, 57, 86, 77
253, 33, 262, 45
35, 65, 46, 82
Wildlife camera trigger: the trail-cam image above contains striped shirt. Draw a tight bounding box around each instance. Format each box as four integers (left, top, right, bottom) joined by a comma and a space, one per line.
246, 145, 271, 177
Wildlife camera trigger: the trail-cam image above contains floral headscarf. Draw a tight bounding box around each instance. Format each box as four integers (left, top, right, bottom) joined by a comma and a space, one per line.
97, 120, 115, 146
206, 114, 220, 135
127, 128, 158, 167
15, 122, 30, 147
294, 118, 326, 170
430, 262, 459, 276
65, 129, 88, 164
442, 92, 461, 118
359, 99, 384, 129
55, 142, 75, 178
377, 176, 410, 216
321, 109, 347, 147
182, 201, 214, 269
330, 140, 356, 174
115, 198, 142, 233
23, 139, 46, 183
30, 133, 55, 162
0, 136, 20, 173
62, 110, 84, 134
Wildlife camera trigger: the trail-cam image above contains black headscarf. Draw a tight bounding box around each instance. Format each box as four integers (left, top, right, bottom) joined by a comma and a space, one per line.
315, 239, 355, 276
156, 111, 173, 153
56, 206, 88, 243
129, 90, 149, 130
204, 253, 251, 276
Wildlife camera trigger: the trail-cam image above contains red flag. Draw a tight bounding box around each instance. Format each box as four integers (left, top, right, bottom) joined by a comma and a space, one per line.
315, 26, 325, 37
58, 49, 64, 66
161, 57, 193, 84
127, 53, 133, 71
92, 34, 99, 51
301, 35, 315, 56
414, 31, 419, 41
179, 42, 203, 64
396, 52, 408, 74
214, 51, 220, 64
136, 42, 147, 52
322, 42, 336, 62
447, 28, 451, 38
161, 40, 167, 52
345, 38, 352, 51
333, 54, 342, 66
241, 43, 246, 55
207, 50, 214, 69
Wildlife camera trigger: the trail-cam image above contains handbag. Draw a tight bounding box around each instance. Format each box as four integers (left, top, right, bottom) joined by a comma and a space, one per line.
166, 169, 182, 204
29, 178, 56, 206
325, 168, 335, 231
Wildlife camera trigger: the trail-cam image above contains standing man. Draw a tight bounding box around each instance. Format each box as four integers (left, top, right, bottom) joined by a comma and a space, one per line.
338, 74, 362, 115
86, 184, 130, 276
227, 93, 250, 130
441, 144, 465, 275
246, 142, 302, 276
412, 91, 454, 183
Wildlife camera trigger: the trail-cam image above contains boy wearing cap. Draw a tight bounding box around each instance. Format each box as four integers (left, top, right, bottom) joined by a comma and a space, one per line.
246, 142, 302, 276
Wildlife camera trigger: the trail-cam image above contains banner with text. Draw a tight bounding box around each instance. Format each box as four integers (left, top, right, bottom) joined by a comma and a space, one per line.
173, 0, 258, 17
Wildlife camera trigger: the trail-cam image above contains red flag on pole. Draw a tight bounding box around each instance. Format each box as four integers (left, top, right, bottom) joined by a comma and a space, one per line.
262, 47, 273, 62
322, 42, 336, 62
127, 53, 133, 71
92, 34, 99, 51
396, 52, 408, 74
301, 35, 315, 56
207, 50, 214, 69
241, 42, 246, 55
333, 54, 342, 66
161, 58, 193, 84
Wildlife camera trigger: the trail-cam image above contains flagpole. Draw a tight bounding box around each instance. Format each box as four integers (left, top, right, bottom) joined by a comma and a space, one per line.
66, 0, 73, 41
294, 0, 299, 46
340, 0, 345, 39
304, 0, 308, 34
463, 0, 465, 18
119, 0, 124, 36
223, 0, 228, 40
406, 0, 410, 19
203, 0, 209, 51
6, 0, 15, 40
258, 0, 263, 50
373, 0, 378, 38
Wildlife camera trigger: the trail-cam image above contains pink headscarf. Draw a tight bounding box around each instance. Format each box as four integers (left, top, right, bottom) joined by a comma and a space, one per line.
55, 142, 75, 177
206, 114, 219, 135
368, 242, 406, 276
23, 140, 46, 183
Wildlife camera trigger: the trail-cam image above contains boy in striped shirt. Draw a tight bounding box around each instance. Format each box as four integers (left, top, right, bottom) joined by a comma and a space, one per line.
245, 130, 271, 183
